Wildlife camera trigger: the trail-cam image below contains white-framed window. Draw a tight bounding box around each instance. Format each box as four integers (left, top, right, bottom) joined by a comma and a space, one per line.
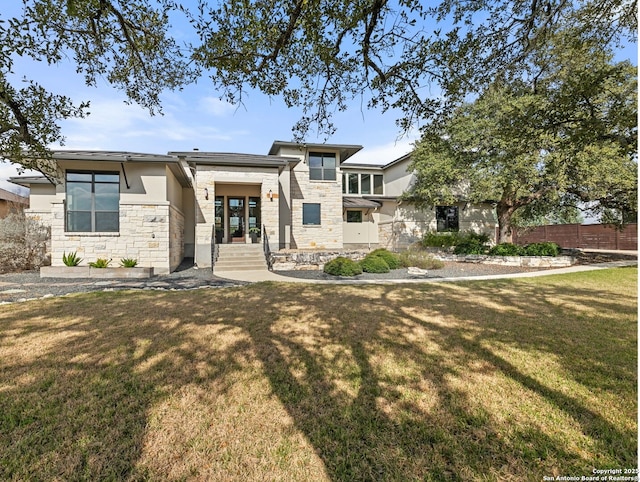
341, 173, 384, 195
309, 152, 336, 181
302, 203, 321, 225
66, 171, 120, 232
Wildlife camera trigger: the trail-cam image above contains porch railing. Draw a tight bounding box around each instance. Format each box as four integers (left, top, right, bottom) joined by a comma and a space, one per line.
262, 224, 273, 271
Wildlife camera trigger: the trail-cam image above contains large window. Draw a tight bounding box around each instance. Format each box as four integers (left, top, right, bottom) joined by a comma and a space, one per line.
342, 172, 383, 195
436, 206, 459, 232
309, 152, 336, 181
302, 203, 321, 225
66, 171, 120, 232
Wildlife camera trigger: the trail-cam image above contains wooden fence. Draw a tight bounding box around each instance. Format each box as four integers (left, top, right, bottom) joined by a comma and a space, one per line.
509, 223, 637, 250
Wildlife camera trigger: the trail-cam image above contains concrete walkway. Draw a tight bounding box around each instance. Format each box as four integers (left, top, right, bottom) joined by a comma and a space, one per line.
213, 259, 637, 284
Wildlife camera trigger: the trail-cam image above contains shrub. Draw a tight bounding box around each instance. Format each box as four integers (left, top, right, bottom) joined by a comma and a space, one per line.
360, 255, 390, 273
62, 251, 83, 266
323, 257, 363, 277
368, 248, 401, 269
422, 231, 461, 248
397, 248, 445, 270
454, 240, 488, 255
0, 213, 50, 273
422, 231, 491, 249
488, 243, 524, 256
462, 231, 491, 245
524, 242, 561, 257
89, 258, 112, 268
120, 257, 138, 268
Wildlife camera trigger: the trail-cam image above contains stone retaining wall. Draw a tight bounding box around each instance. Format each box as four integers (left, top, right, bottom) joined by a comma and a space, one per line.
271, 249, 576, 270
270, 250, 369, 271
430, 253, 576, 267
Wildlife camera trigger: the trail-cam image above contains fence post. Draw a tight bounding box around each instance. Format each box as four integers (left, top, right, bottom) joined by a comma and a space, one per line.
577, 223, 581, 248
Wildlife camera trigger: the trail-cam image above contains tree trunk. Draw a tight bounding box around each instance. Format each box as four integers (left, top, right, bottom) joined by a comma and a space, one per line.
496, 203, 515, 244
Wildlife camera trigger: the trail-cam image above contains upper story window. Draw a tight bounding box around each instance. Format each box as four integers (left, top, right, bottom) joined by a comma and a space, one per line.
342, 173, 384, 195
66, 171, 120, 232
309, 152, 336, 181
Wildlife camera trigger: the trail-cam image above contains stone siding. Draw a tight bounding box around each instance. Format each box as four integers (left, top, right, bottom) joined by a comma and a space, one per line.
194, 165, 280, 267
290, 166, 343, 249
49, 201, 174, 274
271, 249, 370, 271
378, 203, 497, 250
169, 205, 185, 272
431, 252, 576, 267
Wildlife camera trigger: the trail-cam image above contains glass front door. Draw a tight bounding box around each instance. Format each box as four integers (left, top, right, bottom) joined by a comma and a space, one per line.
228, 197, 245, 242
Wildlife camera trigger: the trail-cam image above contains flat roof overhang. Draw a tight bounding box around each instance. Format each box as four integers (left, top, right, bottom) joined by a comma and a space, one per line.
268, 141, 363, 163
6, 150, 193, 187
169, 152, 300, 172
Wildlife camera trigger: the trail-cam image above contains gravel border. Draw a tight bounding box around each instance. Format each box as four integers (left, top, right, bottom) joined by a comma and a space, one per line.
0, 252, 635, 304
274, 261, 551, 281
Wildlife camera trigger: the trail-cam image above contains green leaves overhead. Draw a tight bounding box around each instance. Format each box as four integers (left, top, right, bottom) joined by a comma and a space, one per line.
0, 0, 636, 177
1, 0, 196, 175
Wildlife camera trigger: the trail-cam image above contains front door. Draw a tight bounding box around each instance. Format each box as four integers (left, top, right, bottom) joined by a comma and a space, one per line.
228, 197, 245, 243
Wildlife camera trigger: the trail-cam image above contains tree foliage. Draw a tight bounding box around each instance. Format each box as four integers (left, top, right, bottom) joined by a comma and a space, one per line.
0, 0, 636, 176
405, 32, 637, 242
1, 0, 196, 179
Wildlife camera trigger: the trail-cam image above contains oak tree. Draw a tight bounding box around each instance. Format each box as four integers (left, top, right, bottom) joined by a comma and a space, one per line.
404, 32, 637, 242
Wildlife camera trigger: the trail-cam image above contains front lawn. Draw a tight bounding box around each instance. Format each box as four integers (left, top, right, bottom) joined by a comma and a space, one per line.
0, 267, 636, 480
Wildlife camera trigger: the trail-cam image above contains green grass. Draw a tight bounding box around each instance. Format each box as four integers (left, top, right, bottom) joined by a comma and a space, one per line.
0, 267, 636, 481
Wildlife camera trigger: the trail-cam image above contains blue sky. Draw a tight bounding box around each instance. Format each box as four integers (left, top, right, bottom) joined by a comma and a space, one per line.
0, 56, 420, 194
1, 2, 636, 196
0, 2, 420, 194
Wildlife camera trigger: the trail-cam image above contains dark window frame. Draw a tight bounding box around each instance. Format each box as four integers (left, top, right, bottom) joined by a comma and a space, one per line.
346, 210, 363, 223
436, 205, 459, 232
309, 152, 337, 181
302, 203, 321, 225
65, 170, 120, 233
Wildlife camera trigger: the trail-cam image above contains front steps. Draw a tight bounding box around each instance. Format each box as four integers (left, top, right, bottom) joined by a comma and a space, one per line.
214, 243, 268, 272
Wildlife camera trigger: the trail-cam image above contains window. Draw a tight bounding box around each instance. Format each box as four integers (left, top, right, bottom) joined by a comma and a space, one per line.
436, 206, 459, 232
361, 174, 371, 194
66, 171, 119, 232
373, 174, 383, 194
340, 172, 383, 195
347, 173, 359, 194
309, 152, 336, 181
346, 210, 362, 223
302, 203, 321, 225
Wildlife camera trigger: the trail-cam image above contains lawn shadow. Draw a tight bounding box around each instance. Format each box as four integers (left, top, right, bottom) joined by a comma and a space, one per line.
0, 267, 636, 480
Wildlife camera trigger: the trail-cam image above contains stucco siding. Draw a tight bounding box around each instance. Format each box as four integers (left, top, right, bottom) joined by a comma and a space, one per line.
383, 158, 414, 197
342, 210, 379, 247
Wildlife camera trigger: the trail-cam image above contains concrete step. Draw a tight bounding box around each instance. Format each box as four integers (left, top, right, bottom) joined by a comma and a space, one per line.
215, 264, 268, 272
215, 259, 267, 269
214, 244, 268, 272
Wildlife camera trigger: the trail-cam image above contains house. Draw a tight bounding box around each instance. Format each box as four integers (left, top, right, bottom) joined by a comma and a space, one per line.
9, 141, 497, 273
0, 187, 29, 218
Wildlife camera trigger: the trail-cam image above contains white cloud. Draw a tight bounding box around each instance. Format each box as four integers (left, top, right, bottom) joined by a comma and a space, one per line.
200, 96, 237, 117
